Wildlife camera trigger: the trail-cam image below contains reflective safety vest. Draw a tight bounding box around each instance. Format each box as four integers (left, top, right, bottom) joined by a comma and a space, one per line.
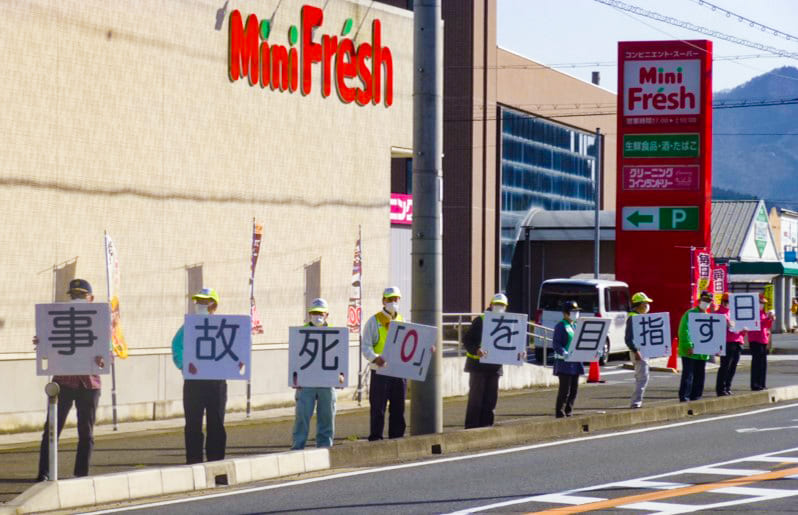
466, 314, 486, 360
374, 310, 403, 355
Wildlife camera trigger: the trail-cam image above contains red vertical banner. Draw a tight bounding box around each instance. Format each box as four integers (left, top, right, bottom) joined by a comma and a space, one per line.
616, 40, 713, 334
712, 262, 728, 308
347, 236, 362, 335
250, 220, 264, 335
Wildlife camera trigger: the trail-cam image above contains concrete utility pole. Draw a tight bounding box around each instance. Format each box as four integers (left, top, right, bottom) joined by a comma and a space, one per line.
594, 128, 602, 280
410, 0, 443, 435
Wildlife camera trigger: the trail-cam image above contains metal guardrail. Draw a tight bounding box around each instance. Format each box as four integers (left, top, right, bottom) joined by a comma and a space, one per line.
442, 312, 554, 363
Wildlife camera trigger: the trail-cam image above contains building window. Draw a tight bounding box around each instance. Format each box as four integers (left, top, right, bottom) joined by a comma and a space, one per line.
499, 107, 599, 289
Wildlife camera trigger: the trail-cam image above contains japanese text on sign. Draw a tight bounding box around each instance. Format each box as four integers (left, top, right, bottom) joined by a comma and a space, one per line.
688, 313, 726, 355
36, 303, 111, 376
479, 312, 528, 366
622, 166, 699, 191
288, 326, 349, 388
623, 134, 700, 158
566, 318, 611, 363
183, 315, 251, 380
376, 321, 436, 381
729, 294, 760, 332
631, 313, 671, 359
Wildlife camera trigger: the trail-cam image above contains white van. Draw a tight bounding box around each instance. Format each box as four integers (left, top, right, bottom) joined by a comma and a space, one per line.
534, 278, 631, 365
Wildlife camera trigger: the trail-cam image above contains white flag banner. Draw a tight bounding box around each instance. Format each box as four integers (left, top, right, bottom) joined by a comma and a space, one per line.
631, 312, 671, 359
688, 313, 727, 355
288, 326, 349, 388
479, 312, 528, 366
376, 321, 436, 381
183, 314, 252, 380
36, 302, 111, 376
566, 318, 611, 363
729, 293, 760, 332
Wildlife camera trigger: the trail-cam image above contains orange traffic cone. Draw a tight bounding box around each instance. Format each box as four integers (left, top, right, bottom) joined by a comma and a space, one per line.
667, 336, 679, 372
587, 361, 603, 383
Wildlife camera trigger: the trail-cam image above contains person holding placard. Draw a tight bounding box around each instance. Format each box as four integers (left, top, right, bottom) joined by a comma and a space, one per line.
715, 293, 745, 396
552, 300, 584, 418
624, 292, 653, 409
171, 288, 227, 464
36, 279, 105, 481
463, 293, 508, 429
361, 286, 407, 441
749, 293, 775, 391
677, 290, 712, 402
291, 298, 337, 450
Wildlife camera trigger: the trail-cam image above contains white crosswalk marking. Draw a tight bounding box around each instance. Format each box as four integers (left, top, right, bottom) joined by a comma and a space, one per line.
682, 466, 763, 476
617, 501, 696, 513
526, 493, 606, 504
713, 486, 798, 498
607, 479, 691, 490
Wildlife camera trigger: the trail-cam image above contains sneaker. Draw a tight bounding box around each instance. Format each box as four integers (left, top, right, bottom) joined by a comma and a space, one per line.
630, 404, 641, 409
35, 474, 48, 482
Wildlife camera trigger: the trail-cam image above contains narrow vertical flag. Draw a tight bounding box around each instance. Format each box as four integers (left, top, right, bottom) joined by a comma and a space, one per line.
347, 236, 362, 335
250, 220, 264, 335
104, 234, 129, 358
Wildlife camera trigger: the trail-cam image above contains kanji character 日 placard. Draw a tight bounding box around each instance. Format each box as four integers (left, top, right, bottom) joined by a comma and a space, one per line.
631, 312, 671, 359
479, 312, 528, 366
376, 321, 436, 381
183, 315, 251, 380
729, 293, 760, 332
288, 326, 349, 388
36, 302, 111, 376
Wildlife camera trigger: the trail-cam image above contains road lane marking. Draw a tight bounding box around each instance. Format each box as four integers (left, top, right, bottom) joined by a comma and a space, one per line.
681, 466, 763, 476
86, 403, 798, 514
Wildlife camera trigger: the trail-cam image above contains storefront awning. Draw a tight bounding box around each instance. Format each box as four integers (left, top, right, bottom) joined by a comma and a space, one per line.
729, 261, 798, 277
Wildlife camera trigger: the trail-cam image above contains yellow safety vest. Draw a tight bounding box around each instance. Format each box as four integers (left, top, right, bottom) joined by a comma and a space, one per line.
466, 314, 486, 360
374, 310, 403, 355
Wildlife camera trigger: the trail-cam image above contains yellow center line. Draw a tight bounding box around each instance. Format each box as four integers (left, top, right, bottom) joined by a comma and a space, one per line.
528, 465, 798, 514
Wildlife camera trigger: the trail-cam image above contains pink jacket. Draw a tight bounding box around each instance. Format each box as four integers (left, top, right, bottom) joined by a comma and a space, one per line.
747, 310, 774, 344
716, 305, 745, 344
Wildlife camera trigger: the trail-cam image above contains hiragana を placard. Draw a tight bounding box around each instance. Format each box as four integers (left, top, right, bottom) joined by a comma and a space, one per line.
376, 321, 436, 381
566, 318, 611, 363
288, 326, 349, 388
729, 293, 760, 332
183, 315, 251, 380
36, 303, 111, 376
631, 312, 671, 359
479, 312, 528, 366
688, 313, 727, 355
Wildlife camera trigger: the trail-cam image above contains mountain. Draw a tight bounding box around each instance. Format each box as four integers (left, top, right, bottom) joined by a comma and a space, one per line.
712, 66, 798, 211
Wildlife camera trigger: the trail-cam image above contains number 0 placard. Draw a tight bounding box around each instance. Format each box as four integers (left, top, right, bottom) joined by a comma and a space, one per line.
376, 321, 437, 381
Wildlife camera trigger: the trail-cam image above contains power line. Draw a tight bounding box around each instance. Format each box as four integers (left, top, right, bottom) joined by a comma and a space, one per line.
593, 0, 798, 59
688, 0, 798, 43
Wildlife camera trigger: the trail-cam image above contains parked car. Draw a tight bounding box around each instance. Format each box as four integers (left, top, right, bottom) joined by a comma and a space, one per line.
535, 278, 631, 365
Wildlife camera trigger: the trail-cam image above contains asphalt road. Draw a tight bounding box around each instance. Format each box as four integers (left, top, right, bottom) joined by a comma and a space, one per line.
89, 401, 798, 514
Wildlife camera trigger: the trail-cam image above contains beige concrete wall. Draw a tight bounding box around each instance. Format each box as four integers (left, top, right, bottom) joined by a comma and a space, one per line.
495, 48, 618, 209
0, 0, 412, 424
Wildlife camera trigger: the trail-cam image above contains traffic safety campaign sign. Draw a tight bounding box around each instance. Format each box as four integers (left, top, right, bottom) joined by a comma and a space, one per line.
631, 312, 671, 359
688, 313, 727, 355
729, 293, 760, 332
479, 312, 528, 366
183, 315, 252, 380
36, 302, 112, 376
565, 318, 611, 363
376, 321, 436, 381
288, 326, 349, 388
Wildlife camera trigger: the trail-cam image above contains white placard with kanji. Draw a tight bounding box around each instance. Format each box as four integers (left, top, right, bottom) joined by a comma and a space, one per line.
288, 326, 349, 388
566, 318, 611, 362
376, 321, 436, 381
631, 312, 672, 359
479, 312, 528, 366
688, 313, 727, 355
183, 315, 252, 380
36, 302, 112, 376
729, 293, 760, 332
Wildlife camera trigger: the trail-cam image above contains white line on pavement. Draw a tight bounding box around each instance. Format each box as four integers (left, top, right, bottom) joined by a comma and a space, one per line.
84, 402, 798, 514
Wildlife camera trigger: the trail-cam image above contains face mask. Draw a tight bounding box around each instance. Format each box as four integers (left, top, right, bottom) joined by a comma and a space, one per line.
385, 302, 399, 315
195, 303, 209, 315
571, 312, 580, 321
492, 305, 506, 314
699, 301, 710, 311
310, 315, 326, 326
70, 298, 88, 303
641, 304, 650, 314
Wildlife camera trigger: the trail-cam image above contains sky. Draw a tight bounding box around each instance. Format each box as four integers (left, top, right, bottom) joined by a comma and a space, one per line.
497, 0, 798, 93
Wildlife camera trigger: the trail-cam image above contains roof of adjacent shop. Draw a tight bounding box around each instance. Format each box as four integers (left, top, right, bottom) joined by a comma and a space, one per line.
711, 200, 760, 260
523, 209, 616, 241
729, 261, 798, 277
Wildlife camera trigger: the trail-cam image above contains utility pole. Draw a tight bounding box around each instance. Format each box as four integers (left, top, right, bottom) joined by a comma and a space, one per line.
410, 0, 443, 435
594, 128, 602, 280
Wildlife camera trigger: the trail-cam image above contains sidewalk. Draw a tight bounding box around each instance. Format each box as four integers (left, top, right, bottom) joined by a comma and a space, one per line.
2, 358, 796, 507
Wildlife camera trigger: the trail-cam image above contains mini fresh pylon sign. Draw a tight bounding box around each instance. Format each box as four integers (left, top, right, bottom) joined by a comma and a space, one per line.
228, 5, 394, 107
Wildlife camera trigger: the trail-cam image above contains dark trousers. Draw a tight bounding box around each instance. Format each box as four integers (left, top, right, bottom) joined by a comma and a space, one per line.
183, 379, 227, 464
464, 371, 500, 429
38, 387, 100, 478
750, 342, 769, 391
368, 370, 406, 440
555, 374, 579, 417
679, 357, 706, 401
716, 342, 741, 395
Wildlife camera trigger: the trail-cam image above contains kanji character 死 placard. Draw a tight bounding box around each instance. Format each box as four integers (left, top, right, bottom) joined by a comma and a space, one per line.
729, 293, 760, 332
565, 318, 611, 363
688, 313, 727, 355
183, 315, 251, 380
288, 326, 349, 388
36, 302, 112, 376
479, 312, 528, 366
376, 321, 436, 381
631, 312, 671, 359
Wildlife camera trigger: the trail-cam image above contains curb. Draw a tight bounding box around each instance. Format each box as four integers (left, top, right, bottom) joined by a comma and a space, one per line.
4, 385, 798, 514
